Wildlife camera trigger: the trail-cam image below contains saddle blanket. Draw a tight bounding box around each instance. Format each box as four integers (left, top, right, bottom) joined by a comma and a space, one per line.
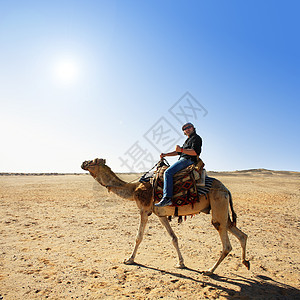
153, 164, 215, 207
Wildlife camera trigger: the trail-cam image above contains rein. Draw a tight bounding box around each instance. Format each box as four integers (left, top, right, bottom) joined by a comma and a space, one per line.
105, 158, 170, 189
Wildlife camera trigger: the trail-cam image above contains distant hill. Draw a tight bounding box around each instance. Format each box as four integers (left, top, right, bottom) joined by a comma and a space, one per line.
207, 168, 300, 177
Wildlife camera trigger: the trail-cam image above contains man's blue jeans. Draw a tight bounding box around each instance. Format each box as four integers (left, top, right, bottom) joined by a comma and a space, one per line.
163, 157, 194, 198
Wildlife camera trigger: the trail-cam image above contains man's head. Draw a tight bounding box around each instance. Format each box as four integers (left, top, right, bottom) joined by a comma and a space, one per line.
182, 122, 195, 136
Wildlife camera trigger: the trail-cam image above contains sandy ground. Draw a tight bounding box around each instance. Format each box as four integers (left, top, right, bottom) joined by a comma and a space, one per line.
0, 170, 299, 299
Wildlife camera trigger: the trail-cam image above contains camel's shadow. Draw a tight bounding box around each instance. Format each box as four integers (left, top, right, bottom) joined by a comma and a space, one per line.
133, 263, 300, 299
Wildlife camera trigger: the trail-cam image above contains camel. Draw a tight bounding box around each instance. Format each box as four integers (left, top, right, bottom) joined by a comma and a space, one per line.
81, 158, 250, 275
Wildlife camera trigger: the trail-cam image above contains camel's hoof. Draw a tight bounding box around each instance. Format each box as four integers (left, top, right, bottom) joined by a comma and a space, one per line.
124, 258, 136, 265
202, 270, 214, 276
243, 260, 250, 270
175, 262, 186, 269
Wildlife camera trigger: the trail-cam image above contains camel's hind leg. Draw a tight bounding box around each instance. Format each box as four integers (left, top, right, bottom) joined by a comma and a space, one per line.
228, 225, 250, 270
204, 222, 232, 275
159, 216, 185, 269
124, 210, 149, 265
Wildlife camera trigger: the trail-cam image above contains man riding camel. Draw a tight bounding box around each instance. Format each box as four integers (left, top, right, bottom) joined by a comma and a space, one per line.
155, 122, 202, 207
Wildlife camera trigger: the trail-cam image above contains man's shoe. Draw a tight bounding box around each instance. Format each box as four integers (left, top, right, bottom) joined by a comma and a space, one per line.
155, 197, 172, 207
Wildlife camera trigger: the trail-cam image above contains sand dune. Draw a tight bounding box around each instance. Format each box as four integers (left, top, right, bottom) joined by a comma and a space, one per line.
0, 171, 299, 299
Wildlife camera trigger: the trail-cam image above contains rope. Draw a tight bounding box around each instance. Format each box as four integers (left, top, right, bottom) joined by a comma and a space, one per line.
106, 158, 168, 188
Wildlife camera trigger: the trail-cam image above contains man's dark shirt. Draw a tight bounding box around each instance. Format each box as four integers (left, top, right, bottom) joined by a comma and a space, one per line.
178, 131, 202, 163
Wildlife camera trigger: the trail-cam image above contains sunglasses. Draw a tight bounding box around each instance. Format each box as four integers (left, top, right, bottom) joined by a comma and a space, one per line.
182, 125, 192, 131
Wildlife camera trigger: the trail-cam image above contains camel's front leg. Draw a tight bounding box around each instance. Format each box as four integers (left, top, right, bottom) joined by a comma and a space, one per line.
159, 216, 185, 269
124, 210, 149, 265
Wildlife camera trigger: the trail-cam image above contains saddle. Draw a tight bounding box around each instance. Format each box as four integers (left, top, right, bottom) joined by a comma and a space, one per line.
153, 158, 206, 207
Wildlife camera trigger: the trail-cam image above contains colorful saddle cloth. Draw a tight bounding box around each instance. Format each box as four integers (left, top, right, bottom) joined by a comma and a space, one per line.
153, 164, 199, 207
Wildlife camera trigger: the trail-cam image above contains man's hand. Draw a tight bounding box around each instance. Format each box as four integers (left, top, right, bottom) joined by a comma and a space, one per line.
175, 145, 182, 153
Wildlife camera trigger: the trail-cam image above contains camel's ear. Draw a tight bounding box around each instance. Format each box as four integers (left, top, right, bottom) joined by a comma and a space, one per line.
95, 158, 106, 165
99, 158, 106, 165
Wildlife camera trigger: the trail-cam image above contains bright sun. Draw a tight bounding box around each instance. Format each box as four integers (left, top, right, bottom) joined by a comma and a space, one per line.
54, 59, 79, 85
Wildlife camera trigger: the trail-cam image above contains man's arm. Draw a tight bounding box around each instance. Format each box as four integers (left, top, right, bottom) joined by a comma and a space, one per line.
160, 151, 178, 159
175, 145, 197, 156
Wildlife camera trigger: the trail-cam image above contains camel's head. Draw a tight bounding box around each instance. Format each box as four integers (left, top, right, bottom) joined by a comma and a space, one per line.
81, 158, 106, 178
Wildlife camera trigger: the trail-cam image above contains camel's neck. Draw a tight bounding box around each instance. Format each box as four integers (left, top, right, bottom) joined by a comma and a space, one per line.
93, 166, 137, 200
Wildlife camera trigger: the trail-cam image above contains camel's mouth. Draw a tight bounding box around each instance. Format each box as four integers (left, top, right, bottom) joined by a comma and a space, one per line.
81, 158, 106, 170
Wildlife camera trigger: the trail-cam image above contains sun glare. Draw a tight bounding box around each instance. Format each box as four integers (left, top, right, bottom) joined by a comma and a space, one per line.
53, 59, 80, 85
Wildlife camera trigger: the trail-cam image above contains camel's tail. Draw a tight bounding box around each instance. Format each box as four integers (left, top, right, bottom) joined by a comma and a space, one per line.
228, 191, 237, 227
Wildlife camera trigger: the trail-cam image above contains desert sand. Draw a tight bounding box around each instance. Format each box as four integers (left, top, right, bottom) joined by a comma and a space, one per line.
0, 170, 299, 299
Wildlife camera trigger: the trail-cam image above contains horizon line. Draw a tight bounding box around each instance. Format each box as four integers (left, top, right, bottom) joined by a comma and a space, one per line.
1, 168, 299, 176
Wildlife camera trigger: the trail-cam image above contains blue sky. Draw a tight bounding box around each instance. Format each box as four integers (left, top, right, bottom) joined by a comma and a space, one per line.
0, 0, 299, 173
